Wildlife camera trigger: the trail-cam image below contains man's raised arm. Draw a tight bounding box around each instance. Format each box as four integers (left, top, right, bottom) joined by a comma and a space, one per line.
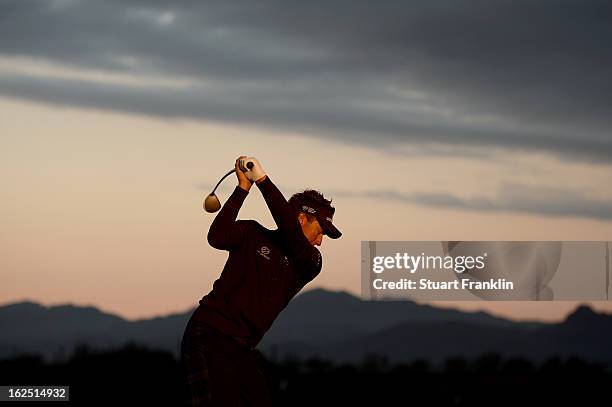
207, 157, 253, 250
207, 186, 248, 250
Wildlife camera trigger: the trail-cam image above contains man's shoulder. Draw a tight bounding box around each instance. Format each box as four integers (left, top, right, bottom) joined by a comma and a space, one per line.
237, 220, 288, 248
236, 219, 272, 234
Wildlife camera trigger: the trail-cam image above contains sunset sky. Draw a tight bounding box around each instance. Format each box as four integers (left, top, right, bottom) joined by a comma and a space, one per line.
2, 0, 611, 322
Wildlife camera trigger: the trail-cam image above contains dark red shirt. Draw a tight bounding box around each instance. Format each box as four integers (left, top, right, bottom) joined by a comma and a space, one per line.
192, 176, 322, 348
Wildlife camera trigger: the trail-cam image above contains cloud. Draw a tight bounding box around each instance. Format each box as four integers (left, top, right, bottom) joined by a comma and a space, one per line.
1, 0, 611, 161
194, 178, 612, 221
333, 183, 612, 221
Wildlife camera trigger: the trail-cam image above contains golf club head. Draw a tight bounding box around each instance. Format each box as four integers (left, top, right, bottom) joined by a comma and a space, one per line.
204, 193, 221, 213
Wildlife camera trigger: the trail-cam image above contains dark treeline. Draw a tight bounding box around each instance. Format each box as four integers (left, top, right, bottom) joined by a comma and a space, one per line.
1, 343, 610, 406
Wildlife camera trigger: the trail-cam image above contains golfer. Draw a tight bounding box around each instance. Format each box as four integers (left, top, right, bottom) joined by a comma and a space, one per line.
181, 156, 341, 406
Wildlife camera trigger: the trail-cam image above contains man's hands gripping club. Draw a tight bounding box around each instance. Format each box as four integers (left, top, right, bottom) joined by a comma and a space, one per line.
236, 156, 267, 192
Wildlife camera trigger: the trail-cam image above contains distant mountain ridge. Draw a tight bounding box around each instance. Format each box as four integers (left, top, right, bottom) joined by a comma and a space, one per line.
1, 290, 611, 364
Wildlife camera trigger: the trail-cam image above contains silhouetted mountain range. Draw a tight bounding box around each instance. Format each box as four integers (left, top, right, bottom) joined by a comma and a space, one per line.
1, 289, 610, 364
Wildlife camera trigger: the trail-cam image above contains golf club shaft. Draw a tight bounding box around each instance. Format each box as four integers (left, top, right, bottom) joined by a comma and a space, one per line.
211, 169, 236, 194
210, 161, 255, 194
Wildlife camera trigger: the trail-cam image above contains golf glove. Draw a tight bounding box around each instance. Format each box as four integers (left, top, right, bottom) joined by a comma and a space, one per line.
240, 157, 266, 182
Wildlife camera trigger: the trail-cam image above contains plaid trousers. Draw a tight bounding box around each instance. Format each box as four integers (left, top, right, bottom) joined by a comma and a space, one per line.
180, 317, 272, 407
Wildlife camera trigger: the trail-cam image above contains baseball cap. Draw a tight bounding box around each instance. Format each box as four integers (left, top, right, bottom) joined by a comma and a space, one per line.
300, 199, 342, 239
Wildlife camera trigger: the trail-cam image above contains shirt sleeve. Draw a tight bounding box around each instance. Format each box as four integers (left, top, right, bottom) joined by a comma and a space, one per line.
256, 176, 322, 276
207, 186, 249, 251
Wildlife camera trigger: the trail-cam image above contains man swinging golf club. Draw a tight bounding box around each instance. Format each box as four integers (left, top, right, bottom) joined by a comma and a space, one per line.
181, 156, 342, 406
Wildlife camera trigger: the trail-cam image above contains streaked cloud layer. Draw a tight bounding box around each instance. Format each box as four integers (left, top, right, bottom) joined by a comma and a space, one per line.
333, 183, 612, 220
1, 0, 611, 161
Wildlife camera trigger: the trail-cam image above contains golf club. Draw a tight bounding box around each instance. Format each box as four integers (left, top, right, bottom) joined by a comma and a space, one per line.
204, 161, 254, 213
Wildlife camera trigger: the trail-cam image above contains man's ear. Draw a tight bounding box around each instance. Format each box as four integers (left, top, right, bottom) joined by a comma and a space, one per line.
297, 212, 307, 226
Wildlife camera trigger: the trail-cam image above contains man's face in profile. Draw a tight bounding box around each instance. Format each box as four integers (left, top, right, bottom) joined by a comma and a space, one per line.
298, 213, 324, 246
